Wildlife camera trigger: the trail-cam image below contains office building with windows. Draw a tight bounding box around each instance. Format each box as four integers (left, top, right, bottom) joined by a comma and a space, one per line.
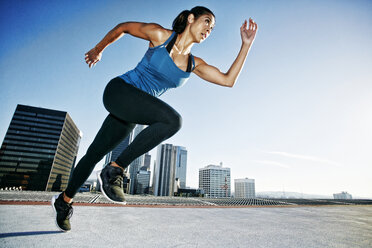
199, 163, 231, 198
141, 153, 151, 171
0, 104, 82, 191
174, 146, 187, 188
136, 170, 151, 194
153, 144, 187, 196
234, 178, 255, 198
333, 191, 352, 199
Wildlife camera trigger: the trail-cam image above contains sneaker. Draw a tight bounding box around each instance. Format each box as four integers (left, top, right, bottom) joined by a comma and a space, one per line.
98, 164, 127, 204
51, 193, 73, 232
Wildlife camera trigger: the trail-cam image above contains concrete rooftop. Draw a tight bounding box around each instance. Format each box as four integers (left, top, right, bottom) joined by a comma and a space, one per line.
1, 198, 372, 247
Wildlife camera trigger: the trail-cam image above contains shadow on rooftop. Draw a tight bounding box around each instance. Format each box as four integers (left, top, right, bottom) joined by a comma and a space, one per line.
0, 230, 62, 238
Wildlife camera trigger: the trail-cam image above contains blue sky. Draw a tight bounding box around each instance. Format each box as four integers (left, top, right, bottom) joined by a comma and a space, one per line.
1, 0, 371, 197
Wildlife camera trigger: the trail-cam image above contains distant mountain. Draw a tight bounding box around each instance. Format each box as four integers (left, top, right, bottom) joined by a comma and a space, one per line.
256, 191, 332, 199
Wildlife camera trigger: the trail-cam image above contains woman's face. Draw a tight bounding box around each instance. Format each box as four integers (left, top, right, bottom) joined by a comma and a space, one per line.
189, 13, 215, 43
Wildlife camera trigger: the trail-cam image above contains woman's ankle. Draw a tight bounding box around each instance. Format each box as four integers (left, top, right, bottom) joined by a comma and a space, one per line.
63, 192, 73, 204
111, 161, 124, 171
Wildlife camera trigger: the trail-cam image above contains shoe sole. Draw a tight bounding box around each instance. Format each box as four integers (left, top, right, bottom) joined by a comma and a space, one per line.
97, 170, 127, 205
51, 195, 70, 232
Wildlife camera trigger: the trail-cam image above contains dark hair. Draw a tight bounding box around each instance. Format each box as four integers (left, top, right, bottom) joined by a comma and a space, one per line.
172, 6, 215, 34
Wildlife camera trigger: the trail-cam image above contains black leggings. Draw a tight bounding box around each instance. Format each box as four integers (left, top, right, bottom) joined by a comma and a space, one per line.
64, 77, 182, 198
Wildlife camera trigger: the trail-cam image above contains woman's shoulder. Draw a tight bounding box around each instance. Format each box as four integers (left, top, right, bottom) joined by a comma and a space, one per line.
191, 56, 206, 68
148, 24, 173, 47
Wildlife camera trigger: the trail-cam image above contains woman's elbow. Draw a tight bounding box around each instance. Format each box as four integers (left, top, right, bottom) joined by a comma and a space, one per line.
115, 22, 128, 33
223, 76, 235, 88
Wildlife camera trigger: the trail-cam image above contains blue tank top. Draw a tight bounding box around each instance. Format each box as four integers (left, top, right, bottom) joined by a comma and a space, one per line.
119, 31, 195, 97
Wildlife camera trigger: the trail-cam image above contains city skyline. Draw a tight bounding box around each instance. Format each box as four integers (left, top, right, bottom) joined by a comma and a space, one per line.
1, 0, 371, 197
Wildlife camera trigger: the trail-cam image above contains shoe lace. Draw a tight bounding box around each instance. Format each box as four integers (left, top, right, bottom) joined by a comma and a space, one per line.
110, 174, 123, 187
61, 203, 74, 220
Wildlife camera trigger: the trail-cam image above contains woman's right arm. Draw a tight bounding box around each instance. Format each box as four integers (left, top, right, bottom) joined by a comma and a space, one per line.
85, 22, 170, 68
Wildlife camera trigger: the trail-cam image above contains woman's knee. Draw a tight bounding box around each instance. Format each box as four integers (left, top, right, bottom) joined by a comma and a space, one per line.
167, 112, 183, 133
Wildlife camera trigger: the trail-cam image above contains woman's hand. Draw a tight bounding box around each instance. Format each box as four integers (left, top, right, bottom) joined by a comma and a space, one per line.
194, 19, 258, 88
85, 47, 102, 68
240, 18, 258, 45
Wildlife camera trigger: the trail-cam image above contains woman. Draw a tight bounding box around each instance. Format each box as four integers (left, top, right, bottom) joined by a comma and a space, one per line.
51, 6, 257, 232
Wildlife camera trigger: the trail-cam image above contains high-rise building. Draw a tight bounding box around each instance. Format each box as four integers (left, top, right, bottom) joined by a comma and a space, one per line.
140, 153, 151, 171
175, 146, 187, 188
333, 191, 352, 199
0, 104, 82, 191
199, 163, 231, 198
136, 170, 151, 194
153, 144, 175, 196
150, 160, 156, 195
234, 178, 255, 198
136, 153, 151, 194
153, 144, 187, 196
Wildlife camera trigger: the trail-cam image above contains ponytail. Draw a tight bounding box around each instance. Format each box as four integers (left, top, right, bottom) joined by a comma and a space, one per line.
172, 10, 191, 34
172, 6, 215, 34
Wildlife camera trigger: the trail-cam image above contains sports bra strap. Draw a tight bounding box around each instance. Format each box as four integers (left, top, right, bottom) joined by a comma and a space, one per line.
166, 32, 177, 53
190, 54, 195, 72
186, 55, 193, 72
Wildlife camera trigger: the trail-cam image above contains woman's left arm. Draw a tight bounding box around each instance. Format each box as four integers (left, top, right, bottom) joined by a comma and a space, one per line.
193, 18, 258, 88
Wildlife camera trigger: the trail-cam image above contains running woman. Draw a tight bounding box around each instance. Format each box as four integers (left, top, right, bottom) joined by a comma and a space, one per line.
52, 6, 258, 232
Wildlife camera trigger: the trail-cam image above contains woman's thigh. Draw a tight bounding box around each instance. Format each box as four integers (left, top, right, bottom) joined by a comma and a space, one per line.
102, 77, 181, 125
